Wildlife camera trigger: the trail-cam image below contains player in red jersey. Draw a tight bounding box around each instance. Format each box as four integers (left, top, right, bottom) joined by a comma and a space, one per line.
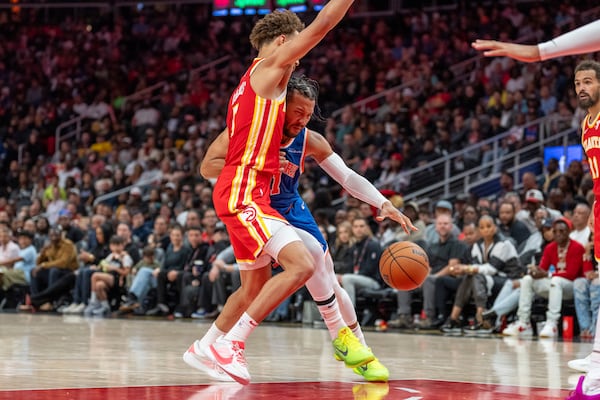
182, 2, 387, 385
472, 23, 600, 399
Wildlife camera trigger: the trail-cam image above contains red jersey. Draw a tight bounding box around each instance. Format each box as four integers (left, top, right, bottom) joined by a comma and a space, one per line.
582, 112, 600, 197
217, 58, 286, 213
581, 113, 600, 261
212, 58, 288, 263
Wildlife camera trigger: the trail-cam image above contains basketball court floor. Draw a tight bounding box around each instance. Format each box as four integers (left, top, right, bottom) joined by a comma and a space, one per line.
0, 313, 586, 399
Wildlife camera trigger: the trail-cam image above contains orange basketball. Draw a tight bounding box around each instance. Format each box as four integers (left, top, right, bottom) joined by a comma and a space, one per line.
379, 241, 430, 291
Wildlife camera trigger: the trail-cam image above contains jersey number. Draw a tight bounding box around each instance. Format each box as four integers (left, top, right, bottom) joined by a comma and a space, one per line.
591, 156, 600, 180
271, 172, 282, 195
230, 103, 239, 137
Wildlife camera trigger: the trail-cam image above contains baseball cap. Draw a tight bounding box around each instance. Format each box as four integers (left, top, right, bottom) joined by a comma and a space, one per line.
525, 189, 544, 203
404, 201, 420, 212
553, 216, 573, 231
541, 218, 554, 229
165, 182, 177, 190
435, 200, 453, 212
131, 187, 142, 196
68, 188, 80, 196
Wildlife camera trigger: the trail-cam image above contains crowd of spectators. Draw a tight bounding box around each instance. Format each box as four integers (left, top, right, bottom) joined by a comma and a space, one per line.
0, 1, 598, 336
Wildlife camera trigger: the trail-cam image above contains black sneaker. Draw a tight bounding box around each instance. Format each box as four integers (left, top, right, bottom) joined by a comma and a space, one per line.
464, 321, 494, 336
441, 319, 462, 335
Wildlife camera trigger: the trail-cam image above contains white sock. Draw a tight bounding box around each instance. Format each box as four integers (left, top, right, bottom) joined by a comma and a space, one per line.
200, 323, 226, 348
100, 300, 109, 308
225, 312, 258, 342
314, 293, 346, 340
89, 292, 98, 304
584, 313, 600, 394
350, 323, 367, 347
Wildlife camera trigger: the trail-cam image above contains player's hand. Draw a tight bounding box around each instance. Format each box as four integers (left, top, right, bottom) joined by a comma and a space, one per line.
279, 151, 287, 172
376, 200, 418, 234
471, 40, 541, 63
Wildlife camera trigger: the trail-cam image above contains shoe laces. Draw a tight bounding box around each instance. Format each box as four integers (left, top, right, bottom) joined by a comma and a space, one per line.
231, 341, 248, 368
340, 329, 361, 347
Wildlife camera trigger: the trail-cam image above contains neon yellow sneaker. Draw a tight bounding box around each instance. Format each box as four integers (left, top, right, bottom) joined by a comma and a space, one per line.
352, 383, 390, 400
353, 358, 389, 382
332, 327, 375, 368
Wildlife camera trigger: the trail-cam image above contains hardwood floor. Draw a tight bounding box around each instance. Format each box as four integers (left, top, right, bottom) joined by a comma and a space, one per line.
0, 313, 585, 399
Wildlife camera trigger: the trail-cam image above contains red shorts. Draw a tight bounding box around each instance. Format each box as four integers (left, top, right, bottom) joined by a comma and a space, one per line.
213, 169, 288, 264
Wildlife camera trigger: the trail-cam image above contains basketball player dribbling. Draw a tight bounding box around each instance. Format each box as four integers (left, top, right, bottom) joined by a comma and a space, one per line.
473, 20, 600, 400
182, 2, 373, 385
197, 75, 416, 382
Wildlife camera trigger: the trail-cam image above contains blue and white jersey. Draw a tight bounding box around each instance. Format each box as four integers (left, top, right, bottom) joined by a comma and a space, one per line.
270, 128, 327, 251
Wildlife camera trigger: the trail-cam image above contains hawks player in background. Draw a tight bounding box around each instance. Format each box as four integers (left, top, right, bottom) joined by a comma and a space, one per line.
473, 21, 600, 400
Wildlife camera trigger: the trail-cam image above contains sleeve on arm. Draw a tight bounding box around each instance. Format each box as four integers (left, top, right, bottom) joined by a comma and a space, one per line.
318, 153, 388, 209
538, 20, 600, 60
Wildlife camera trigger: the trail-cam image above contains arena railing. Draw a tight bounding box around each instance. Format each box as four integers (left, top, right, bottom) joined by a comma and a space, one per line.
399, 114, 577, 203
48, 55, 230, 163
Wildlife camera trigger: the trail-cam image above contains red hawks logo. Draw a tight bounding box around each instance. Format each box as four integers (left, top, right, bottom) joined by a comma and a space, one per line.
241, 206, 257, 223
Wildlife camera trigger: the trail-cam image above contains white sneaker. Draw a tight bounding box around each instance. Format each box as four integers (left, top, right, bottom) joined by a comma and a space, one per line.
539, 321, 557, 338
207, 336, 250, 385
568, 354, 591, 373
183, 340, 234, 382
502, 321, 533, 337
60, 303, 77, 314
71, 303, 86, 314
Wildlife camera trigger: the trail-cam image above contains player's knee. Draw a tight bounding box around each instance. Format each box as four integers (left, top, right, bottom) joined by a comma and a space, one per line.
287, 251, 316, 284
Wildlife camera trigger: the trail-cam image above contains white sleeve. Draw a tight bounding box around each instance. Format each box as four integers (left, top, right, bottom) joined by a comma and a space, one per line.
318, 153, 389, 209
538, 20, 600, 61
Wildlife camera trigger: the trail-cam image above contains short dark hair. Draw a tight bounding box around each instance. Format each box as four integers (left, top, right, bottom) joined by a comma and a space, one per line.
575, 60, 600, 81
110, 235, 125, 246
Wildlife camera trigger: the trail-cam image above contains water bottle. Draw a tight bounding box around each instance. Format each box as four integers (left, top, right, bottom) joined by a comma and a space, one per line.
548, 264, 556, 278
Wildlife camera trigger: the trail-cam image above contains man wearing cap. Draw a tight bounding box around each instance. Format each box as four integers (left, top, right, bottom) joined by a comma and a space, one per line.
503, 217, 592, 338
0, 229, 37, 294
57, 208, 85, 245
424, 200, 461, 246
518, 189, 562, 233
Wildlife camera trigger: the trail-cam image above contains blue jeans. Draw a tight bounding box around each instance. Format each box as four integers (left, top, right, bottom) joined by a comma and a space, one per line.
73, 266, 97, 304
574, 277, 600, 334
489, 279, 521, 327
129, 267, 157, 302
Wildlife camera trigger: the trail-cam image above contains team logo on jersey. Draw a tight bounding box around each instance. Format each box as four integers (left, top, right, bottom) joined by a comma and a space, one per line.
282, 162, 299, 178
241, 205, 257, 223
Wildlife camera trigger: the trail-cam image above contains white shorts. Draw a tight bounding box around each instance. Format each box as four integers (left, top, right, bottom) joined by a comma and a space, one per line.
237, 219, 302, 271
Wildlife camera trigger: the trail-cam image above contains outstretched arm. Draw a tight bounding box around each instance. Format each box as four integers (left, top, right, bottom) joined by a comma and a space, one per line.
307, 130, 417, 234
200, 128, 229, 179
472, 20, 600, 62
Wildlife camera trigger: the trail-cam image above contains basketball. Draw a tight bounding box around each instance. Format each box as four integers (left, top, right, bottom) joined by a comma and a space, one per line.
379, 241, 430, 291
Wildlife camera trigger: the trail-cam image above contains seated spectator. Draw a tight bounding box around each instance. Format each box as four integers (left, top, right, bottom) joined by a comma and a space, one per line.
332, 221, 354, 275
340, 217, 383, 307
570, 203, 592, 247
482, 211, 555, 330
441, 215, 523, 334
423, 200, 461, 246
20, 226, 78, 311
146, 224, 191, 316
0, 225, 20, 266
84, 235, 133, 317
497, 201, 531, 248
118, 245, 162, 314
503, 217, 591, 338
29, 226, 78, 297
0, 229, 37, 294
61, 223, 113, 314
